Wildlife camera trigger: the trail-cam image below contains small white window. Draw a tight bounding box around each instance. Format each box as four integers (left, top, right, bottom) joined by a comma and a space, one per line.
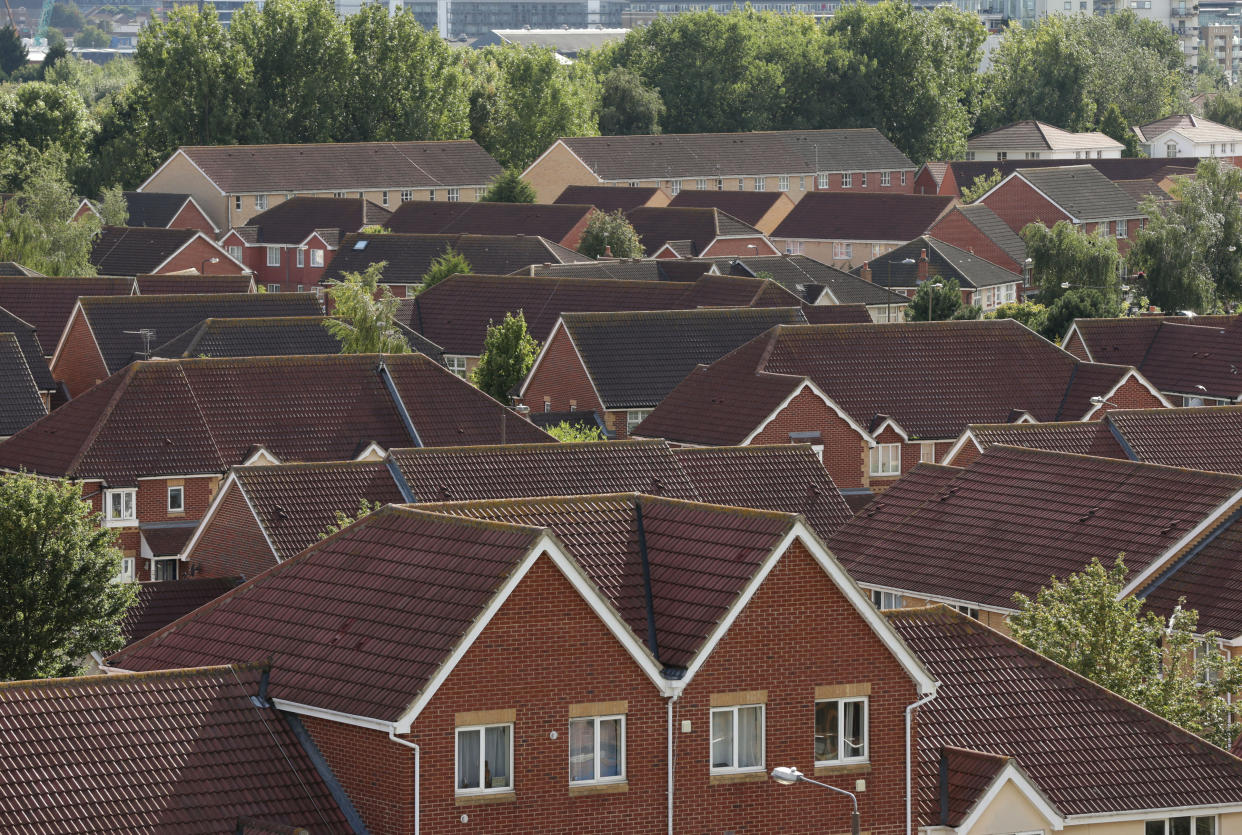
117, 557, 135, 583
739, 178, 747, 191
628, 180, 639, 188
833, 242, 853, 260
296, 248, 305, 268
945, 602, 981, 619
447, 188, 460, 202
1026, 152, 1042, 160
715, 179, 724, 191
920, 442, 936, 463
167, 485, 184, 513
784, 240, 804, 255
871, 589, 903, 609
965, 152, 976, 161
381, 191, 389, 206
104, 489, 136, 526
901, 171, 907, 186
869, 443, 900, 476
569, 715, 625, 784
860, 173, 868, 188
881, 171, 891, 187
710, 705, 764, 773
799, 176, 806, 191
447, 356, 469, 378
755, 177, 766, 192
266, 246, 281, 267
815, 698, 868, 765
817, 173, 829, 189
401, 189, 413, 202
227, 245, 243, 262
996, 152, 1008, 161
671, 180, 682, 195
1116, 219, 1127, 238
429, 189, 436, 201
255, 194, 268, 210
267, 283, 281, 293
627, 409, 652, 435
333, 191, 347, 199
778, 175, 788, 191
842, 173, 853, 188
297, 285, 304, 292
310, 249, 324, 268
696, 178, 707, 190
456, 724, 512, 794
1167, 142, 1179, 158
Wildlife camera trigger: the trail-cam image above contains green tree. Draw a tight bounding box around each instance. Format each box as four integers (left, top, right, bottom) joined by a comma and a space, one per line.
985, 300, 1048, 336
1041, 288, 1118, 342
1096, 102, 1140, 157
0, 82, 96, 190
0, 472, 137, 680
322, 261, 412, 354
75, 25, 111, 48
49, 2, 85, 33
480, 169, 537, 203
905, 277, 968, 321
97, 184, 128, 226
0, 25, 27, 76
578, 209, 643, 258
420, 246, 471, 291
1011, 557, 1242, 749
597, 66, 664, 135
543, 420, 605, 442
1022, 220, 1123, 306
73, 85, 162, 194
471, 311, 538, 402
960, 169, 1001, 203
1204, 88, 1242, 129
319, 498, 382, 539
0, 159, 101, 275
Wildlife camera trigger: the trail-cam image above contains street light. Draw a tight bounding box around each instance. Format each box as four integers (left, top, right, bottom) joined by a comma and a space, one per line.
770, 767, 861, 835
928, 281, 943, 322
200, 256, 219, 274
888, 257, 915, 324
1090, 395, 1119, 409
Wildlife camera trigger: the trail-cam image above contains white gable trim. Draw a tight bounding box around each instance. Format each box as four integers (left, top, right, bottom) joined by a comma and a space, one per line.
137, 149, 226, 196
953, 761, 1064, 833
517, 318, 563, 398
178, 194, 220, 234
652, 243, 681, 259
150, 231, 250, 275
354, 441, 387, 461
1062, 322, 1091, 361
1120, 487, 1242, 598
1079, 369, 1173, 420
181, 471, 246, 565
740, 378, 874, 447
870, 416, 910, 442
75, 198, 100, 219
1066, 803, 1242, 825
273, 697, 396, 733
942, 430, 983, 465
243, 447, 281, 466
976, 171, 1082, 224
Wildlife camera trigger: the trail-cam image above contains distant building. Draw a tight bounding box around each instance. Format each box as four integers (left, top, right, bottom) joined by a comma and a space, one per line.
1133, 114, 1242, 159
966, 120, 1123, 161
491, 27, 629, 59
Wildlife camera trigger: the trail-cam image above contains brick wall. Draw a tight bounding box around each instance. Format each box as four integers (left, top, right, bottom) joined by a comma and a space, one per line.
169, 201, 219, 236
51, 307, 109, 399
161, 236, 248, 275
519, 327, 605, 419
749, 387, 870, 489
1087, 375, 1166, 418
561, 210, 594, 251
701, 236, 780, 258
812, 171, 916, 194
926, 210, 1022, 273
977, 177, 1070, 238
944, 439, 981, 467
302, 715, 416, 835
245, 243, 332, 293
185, 481, 278, 580
1062, 328, 1091, 361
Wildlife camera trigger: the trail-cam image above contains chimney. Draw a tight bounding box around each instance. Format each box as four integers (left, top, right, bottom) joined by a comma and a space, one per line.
604, 245, 613, 257
859, 261, 872, 283
917, 249, 929, 283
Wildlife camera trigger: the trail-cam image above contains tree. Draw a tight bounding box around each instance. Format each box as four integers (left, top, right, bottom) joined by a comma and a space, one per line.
578, 209, 644, 258
0, 472, 137, 680
1204, 88, 1242, 130
49, 2, 85, 33
0, 25, 27, 76
1021, 220, 1123, 306
73, 85, 162, 194
319, 498, 382, 539
1041, 288, 1118, 342
0, 82, 96, 190
0, 160, 101, 276
598, 66, 664, 135
480, 169, 537, 203
985, 300, 1048, 336
75, 25, 111, 48
97, 184, 128, 226
420, 246, 471, 291
322, 262, 412, 354
905, 277, 968, 321
544, 420, 605, 442
1011, 557, 1242, 748
960, 169, 1001, 203
1096, 102, 1140, 157
471, 311, 538, 403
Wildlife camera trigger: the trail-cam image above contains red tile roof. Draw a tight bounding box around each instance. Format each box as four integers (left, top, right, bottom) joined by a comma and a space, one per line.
0, 332, 47, 436
961, 420, 1127, 460
121, 576, 243, 644
234, 196, 389, 246
1140, 513, 1242, 637
667, 190, 789, 227
771, 192, 955, 242
0, 276, 135, 354
135, 274, 256, 294
384, 201, 594, 243
554, 184, 662, 212
0, 304, 56, 391
89, 226, 211, 276
936, 747, 1010, 827
625, 206, 766, 256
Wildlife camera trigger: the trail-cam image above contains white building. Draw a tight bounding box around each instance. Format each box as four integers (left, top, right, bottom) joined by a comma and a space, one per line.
1133, 114, 1242, 158
966, 120, 1124, 161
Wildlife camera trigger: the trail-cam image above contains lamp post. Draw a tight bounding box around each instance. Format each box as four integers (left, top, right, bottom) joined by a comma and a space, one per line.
888, 257, 915, 324
928, 281, 943, 322
770, 767, 861, 835
1022, 257, 1033, 300
200, 256, 219, 275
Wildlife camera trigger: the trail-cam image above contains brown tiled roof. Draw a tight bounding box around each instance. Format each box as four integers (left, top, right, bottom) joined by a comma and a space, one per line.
1012, 166, 1141, 221
849, 236, 1020, 289
937, 158, 1199, 196
936, 746, 1010, 826
1140, 513, 1242, 637
707, 254, 908, 306
0, 664, 352, 832
0, 354, 552, 483
121, 576, 242, 644
0, 305, 56, 392
1115, 178, 1172, 205
235, 196, 389, 245
0, 332, 47, 435
801, 304, 874, 324
626, 206, 765, 256
951, 204, 1027, 267
0, 276, 135, 354
667, 190, 789, 227
892, 606, 1242, 820
175, 140, 502, 193
139, 521, 198, 556
771, 192, 955, 241
525, 259, 716, 281
963, 420, 1127, 460
554, 184, 662, 211
136, 274, 256, 294
967, 120, 1121, 152
0, 261, 42, 276
89, 226, 203, 276
828, 445, 1242, 609
384, 201, 594, 242
151, 316, 345, 359
122, 191, 196, 228
684, 273, 803, 308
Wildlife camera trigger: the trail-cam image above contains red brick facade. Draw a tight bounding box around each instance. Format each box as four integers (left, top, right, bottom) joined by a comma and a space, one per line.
85, 475, 219, 581
221, 231, 333, 294
925, 209, 1022, 273
168, 200, 218, 236
184, 481, 278, 579
51, 308, 109, 398
748, 387, 870, 489
813, 171, 916, 194
159, 236, 248, 275
519, 327, 639, 438
1087, 375, 1166, 417
976, 176, 1071, 238
1062, 328, 1091, 361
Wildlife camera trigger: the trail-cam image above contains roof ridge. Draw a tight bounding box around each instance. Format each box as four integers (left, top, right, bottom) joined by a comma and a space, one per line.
182, 139, 477, 152
985, 443, 1242, 485
63, 362, 141, 478
10, 661, 266, 690
413, 491, 802, 523
390, 438, 666, 456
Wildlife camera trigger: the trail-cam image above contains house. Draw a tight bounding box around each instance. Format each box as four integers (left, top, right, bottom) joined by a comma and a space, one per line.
137, 140, 503, 230
634, 319, 1170, 500
182, 439, 851, 579
913, 157, 1199, 198
553, 184, 669, 211
522, 128, 918, 203
769, 192, 956, 269
0, 332, 48, 438
945, 404, 1242, 474
50, 291, 323, 397
0, 353, 551, 581
924, 203, 1028, 274
220, 196, 390, 293
965, 120, 1124, 161
133, 273, 256, 294
850, 237, 1023, 314
525, 258, 725, 281
320, 232, 593, 297
623, 206, 779, 258
518, 307, 810, 438
828, 444, 1242, 628
1062, 314, 1242, 405
73, 191, 218, 235
1133, 114, 1242, 159
119, 576, 242, 645
383, 200, 597, 251
0, 305, 61, 407
89, 226, 249, 276
666, 189, 796, 235
0, 276, 136, 358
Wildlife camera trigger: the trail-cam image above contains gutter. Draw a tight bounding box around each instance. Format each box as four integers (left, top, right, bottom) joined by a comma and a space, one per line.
388, 729, 421, 835
906, 689, 939, 835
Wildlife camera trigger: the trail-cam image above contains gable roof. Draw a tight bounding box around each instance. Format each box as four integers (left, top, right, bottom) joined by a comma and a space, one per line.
1005, 165, 1141, 220
0, 332, 48, 435
384, 200, 594, 242
667, 189, 791, 227
771, 192, 955, 242
967, 120, 1122, 152
850, 236, 1020, 290
121, 576, 243, 644
1133, 113, 1242, 144
135, 274, 256, 295
893, 606, 1242, 821
951, 203, 1028, 266
0, 276, 135, 354
932, 158, 1199, 197
90, 226, 239, 276
714, 254, 908, 306
829, 445, 1242, 610
151, 316, 346, 359
167, 141, 502, 193
0, 261, 42, 276
524, 258, 717, 281
234, 196, 390, 246
0, 664, 352, 833
122, 191, 197, 228
554, 184, 662, 212
625, 206, 766, 256
0, 305, 57, 392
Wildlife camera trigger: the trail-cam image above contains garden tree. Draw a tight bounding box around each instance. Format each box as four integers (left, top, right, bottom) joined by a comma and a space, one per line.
97, 184, 128, 226
984, 300, 1048, 336
1204, 88, 1242, 129
597, 66, 664, 136
1021, 220, 1123, 306
73, 85, 162, 194
75, 25, 111, 48
577, 209, 644, 258
1011, 557, 1242, 748
1197, 54, 1230, 92
0, 472, 137, 680
959, 168, 1001, 203
1096, 102, 1140, 157
319, 498, 382, 539
543, 421, 605, 442
49, 2, 86, 33
1041, 288, 1119, 342
0, 25, 27, 76
0, 82, 95, 190
45, 53, 137, 105
322, 262, 412, 354
420, 246, 471, 291
0, 160, 101, 275
471, 311, 538, 403
480, 169, 537, 203
904, 277, 972, 321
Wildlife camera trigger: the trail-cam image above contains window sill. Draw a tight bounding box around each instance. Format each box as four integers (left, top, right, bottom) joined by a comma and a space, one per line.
103, 519, 137, 528
710, 770, 768, 786
569, 782, 628, 797
455, 791, 516, 807
815, 762, 871, 777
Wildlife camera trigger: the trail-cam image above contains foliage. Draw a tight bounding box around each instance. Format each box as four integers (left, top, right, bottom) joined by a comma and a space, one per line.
0, 81, 96, 189
597, 66, 663, 136
1096, 102, 1140, 157
75, 25, 111, 48
73, 84, 161, 194
43, 54, 137, 105
480, 168, 537, 203
96, 184, 128, 226
322, 262, 412, 354
471, 311, 538, 403
543, 420, 605, 442
0, 472, 136, 680
960, 168, 1001, 203
1011, 557, 1242, 749
0, 159, 101, 275
319, 498, 382, 539
1041, 288, 1118, 342
1203, 88, 1242, 130
0, 26, 27, 76
420, 246, 471, 291
49, 2, 85, 33
904, 277, 967, 321
1021, 220, 1123, 306
985, 300, 1048, 336
578, 209, 644, 258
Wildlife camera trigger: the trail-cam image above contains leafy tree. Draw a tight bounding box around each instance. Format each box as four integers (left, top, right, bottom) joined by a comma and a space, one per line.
75, 25, 111, 48
44, 53, 137, 105
960, 169, 1001, 203
1197, 55, 1229, 93
0, 159, 101, 275
319, 498, 382, 539
1011, 557, 1242, 749
73, 84, 162, 194
578, 209, 643, 258
543, 420, 605, 442
420, 246, 471, 291
471, 311, 538, 403
1096, 102, 1140, 157
598, 66, 664, 135
97, 184, 128, 226
1204, 88, 1242, 129
49, 2, 85, 33
0, 82, 95, 190
0, 25, 27, 76
985, 300, 1048, 336
1021, 220, 1123, 306
1041, 288, 1118, 342
0, 472, 137, 680
905, 277, 967, 321
481, 169, 537, 203
322, 262, 412, 354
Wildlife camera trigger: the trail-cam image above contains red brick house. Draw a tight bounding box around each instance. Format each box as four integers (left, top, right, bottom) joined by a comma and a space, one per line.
851, 237, 1023, 315
89, 226, 249, 276
924, 203, 1028, 275
74, 191, 219, 236
0, 276, 137, 359
624, 206, 780, 258
383, 200, 597, 251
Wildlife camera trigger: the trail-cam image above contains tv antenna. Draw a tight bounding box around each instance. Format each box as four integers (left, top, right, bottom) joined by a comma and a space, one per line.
124, 328, 155, 360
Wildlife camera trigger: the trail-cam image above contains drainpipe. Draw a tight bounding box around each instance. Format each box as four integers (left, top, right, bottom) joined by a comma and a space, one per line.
667, 692, 680, 835
906, 690, 938, 835
388, 729, 420, 835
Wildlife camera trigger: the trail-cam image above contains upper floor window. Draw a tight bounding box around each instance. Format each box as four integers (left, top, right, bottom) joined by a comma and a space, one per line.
255, 194, 268, 210
116, 556, 135, 583
871, 589, 903, 609
1146, 815, 1215, 835
627, 409, 652, 435
738, 178, 747, 190
696, 178, 707, 190
310, 249, 324, 268
227, 245, 243, 262
297, 248, 305, 268
860, 173, 868, 188
1167, 142, 1179, 158
842, 173, 853, 188
1026, 152, 1041, 160
996, 152, 1008, 161
1116, 219, 1127, 238
104, 488, 136, 526
869, 443, 900, 476
901, 171, 907, 186
817, 172, 829, 189
815, 697, 868, 765
569, 714, 625, 784
710, 704, 764, 773
234, 195, 242, 211
381, 191, 389, 206
715, 178, 724, 191
447, 188, 460, 202
167, 485, 184, 513
880, 172, 891, 187
333, 191, 347, 198
401, 189, 413, 202
965, 152, 976, 161
428, 189, 436, 201
670, 180, 682, 195
944, 602, 981, 619
833, 242, 853, 260
755, 176, 767, 192
778, 175, 789, 191
266, 247, 281, 267
447, 355, 469, 378
456, 723, 512, 794
266, 284, 281, 293
785, 240, 804, 255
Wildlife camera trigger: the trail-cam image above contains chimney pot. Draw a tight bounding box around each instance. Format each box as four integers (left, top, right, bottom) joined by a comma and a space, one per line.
917, 249, 929, 283
860, 261, 872, 283
604, 245, 613, 257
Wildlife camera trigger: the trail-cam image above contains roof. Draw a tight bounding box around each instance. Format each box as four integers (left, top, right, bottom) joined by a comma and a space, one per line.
1007, 166, 1141, 220
170, 141, 502, 193
525, 258, 717, 281
135, 274, 256, 294
554, 184, 662, 212
667, 190, 790, 227
892, 606, 1242, 820
121, 576, 242, 644
936, 746, 1011, 827
151, 316, 345, 359
625, 206, 766, 257
850, 236, 1020, 290
529, 408, 608, 435
961, 420, 1128, 460
89, 226, 208, 276
556, 306, 808, 409
828, 445, 1242, 609
934, 158, 1200, 197
1133, 114, 1242, 144
1114, 178, 1172, 205
554, 129, 915, 181
384, 201, 594, 242
800, 304, 874, 324
1140, 508, 1242, 637
771, 192, 955, 242
952, 203, 1027, 266
0, 353, 553, 482
0, 664, 352, 833
321, 232, 591, 286
967, 120, 1123, 152
0, 305, 57, 391
73, 292, 324, 373
0, 261, 42, 276
234, 196, 390, 246
0, 332, 47, 435
122, 191, 195, 228
713, 254, 908, 306
0, 276, 135, 354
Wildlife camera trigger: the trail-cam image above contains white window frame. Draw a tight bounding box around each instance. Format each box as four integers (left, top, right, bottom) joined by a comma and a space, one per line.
842, 173, 853, 188
255, 194, 268, 210
1145, 815, 1216, 835
881, 171, 891, 187
860, 172, 868, 188
333, 191, 347, 199
267, 283, 281, 293
833, 242, 853, 260
1116, 219, 1127, 238
455, 723, 514, 795
447, 355, 469, 378
671, 180, 682, 195
869, 443, 900, 476
401, 189, 413, 202
965, 152, 976, 161
627, 409, 652, 434
429, 189, 436, 201
310, 249, 325, 268
234, 195, 242, 211
104, 488, 136, 527
738, 178, 746, 191
266, 246, 281, 267
901, 171, 907, 186
151, 557, 179, 581
167, 485, 184, 513
381, 190, 389, 206
778, 175, 789, 191
814, 696, 869, 766
785, 240, 804, 255
871, 589, 903, 609
117, 556, 135, 583
920, 442, 936, 463
696, 178, 707, 190
715, 178, 724, 191
943, 602, 981, 619
755, 176, 767, 192
447, 187, 461, 202
996, 152, 1008, 161
709, 704, 765, 774
296, 248, 305, 268
227, 245, 243, 262
817, 172, 829, 189
569, 714, 626, 785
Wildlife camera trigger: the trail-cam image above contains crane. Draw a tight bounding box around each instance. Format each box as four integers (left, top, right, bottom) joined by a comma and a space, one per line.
34, 0, 54, 46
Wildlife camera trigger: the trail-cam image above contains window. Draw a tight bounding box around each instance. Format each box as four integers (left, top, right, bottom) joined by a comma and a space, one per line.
381, 191, 389, 206
456, 724, 512, 794
629, 180, 639, 188
817, 173, 829, 189
996, 152, 1008, 161
715, 178, 724, 191
901, 171, 907, 186
310, 249, 324, 268
333, 191, 347, 198
429, 189, 436, 201
266, 247, 281, 267
104, 489, 136, 526
880, 171, 891, 187
965, 151, 976, 161
945, 602, 981, 619
815, 698, 868, 765
227, 245, 243, 262
569, 715, 625, 784
447, 188, 460, 202
267, 283, 281, 293
167, 485, 184, 513
401, 189, 413, 202
152, 558, 179, 581
1146, 816, 1215, 835
739, 178, 747, 190
255, 194, 268, 210
1096, 150, 1103, 159
627, 409, 652, 435
871, 589, 904, 609
842, 173, 853, 188
920, 442, 936, 463
296, 248, 305, 268
297, 285, 304, 292
784, 240, 804, 255
447, 356, 469, 378
234, 196, 242, 211
869, 443, 900, 476
860, 173, 868, 188
833, 242, 853, 260
696, 178, 707, 190
1116, 219, 1127, 238
671, 180, 682, 195
799, 176, 806, 191
710, 705, 764, 773
1026, 152, 1042, 160
756, 176, 768, 192
1167, 142, 1179, 158
117, 557, 135, 583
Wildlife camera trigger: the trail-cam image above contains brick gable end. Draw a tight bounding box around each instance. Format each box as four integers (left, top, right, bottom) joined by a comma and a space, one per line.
185, 483, 277, 580
52, 307, 108, 398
